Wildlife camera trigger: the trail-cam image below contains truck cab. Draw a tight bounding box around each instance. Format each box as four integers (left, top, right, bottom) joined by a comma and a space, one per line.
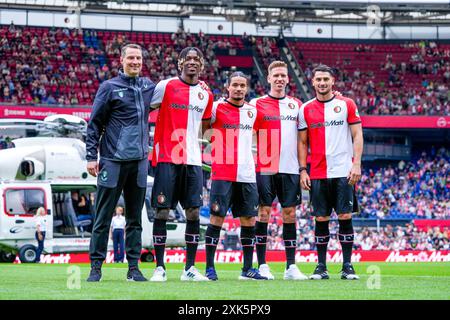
0, 177, 200, 263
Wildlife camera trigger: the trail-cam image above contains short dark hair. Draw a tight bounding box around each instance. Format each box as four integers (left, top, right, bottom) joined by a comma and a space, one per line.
312, 64, 335, 77
226, 71, 250, 87
177, 47, 205, 71
121, 43, 142, 58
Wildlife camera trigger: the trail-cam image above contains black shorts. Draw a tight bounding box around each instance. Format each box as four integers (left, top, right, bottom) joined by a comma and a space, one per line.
151, 162, 203, 210
209, 180, 259, 218
256, 173, 301, 208
310, 177, 359, 217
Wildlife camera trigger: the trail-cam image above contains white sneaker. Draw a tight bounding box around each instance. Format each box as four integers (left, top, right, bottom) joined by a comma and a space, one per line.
284, 264, 308, 280
180, 266, 209, 281
258, 264, 275, 280
150, 266, 167, 282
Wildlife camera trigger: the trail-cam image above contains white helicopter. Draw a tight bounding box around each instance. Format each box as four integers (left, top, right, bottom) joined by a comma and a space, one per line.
0, 115, 202, 263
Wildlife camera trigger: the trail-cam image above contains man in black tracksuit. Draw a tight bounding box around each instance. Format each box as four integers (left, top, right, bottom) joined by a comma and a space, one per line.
86, 44, 155, 282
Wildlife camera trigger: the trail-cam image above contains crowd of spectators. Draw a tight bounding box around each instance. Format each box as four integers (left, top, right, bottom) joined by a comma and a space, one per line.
0, 24, 104, 105
2, 24, 448, 115
300, 40, 450, 116
358, 147, 449, 219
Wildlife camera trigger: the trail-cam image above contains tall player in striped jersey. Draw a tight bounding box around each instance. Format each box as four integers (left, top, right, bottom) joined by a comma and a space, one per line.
250, 61, 308, 280
298, 64, 363, 280
203, 72, 267, 281
149, 47, 213, 282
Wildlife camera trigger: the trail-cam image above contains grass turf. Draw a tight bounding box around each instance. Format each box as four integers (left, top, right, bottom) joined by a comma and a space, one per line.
0, 262, 449, 300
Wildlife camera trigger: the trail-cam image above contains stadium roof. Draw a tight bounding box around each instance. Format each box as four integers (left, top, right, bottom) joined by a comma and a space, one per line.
1, 0, 450, 25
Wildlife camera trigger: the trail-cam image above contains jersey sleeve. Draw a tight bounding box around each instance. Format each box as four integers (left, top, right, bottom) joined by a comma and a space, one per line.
347, 98, 362, 125
211, 101, 220, 124
202, 90, 214, 120
297, 104, 308, 131
150, 79, 168, 109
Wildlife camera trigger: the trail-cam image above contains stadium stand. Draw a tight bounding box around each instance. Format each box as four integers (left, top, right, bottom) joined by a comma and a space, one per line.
290, 39, 450, 115
0, 24, 268, 104
2, 23, 449, 115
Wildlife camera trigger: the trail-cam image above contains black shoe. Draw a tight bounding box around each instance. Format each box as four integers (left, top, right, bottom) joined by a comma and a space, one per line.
309, 263, 329, 280
341, 263, 360, 280
87, 267, 102, 282
127, 266, 148, 282
238, 268, 268, 280
205, 267, 218, 281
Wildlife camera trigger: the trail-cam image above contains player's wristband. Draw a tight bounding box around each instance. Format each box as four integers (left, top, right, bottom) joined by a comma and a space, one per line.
299, 166, 307, 173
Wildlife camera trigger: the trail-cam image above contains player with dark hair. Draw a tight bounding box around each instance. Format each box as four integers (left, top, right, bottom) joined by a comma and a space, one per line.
250, 60, 308, 280
203, 71, 267, 281
149, 47, 213, 282
298, 64, 363, 280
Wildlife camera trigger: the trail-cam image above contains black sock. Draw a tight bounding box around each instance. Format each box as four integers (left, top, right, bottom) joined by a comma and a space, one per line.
338, 218, 354, 265
283, 223, 297, 269
240, 226, 256, 272
153, 218, 167, 269
205, 224, 222, 269
255, 221, 268, 266
185, 219, 200, 271
315, 220, 330, 266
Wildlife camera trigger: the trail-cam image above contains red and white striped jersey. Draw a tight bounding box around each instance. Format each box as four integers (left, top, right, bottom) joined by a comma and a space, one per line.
151, 77, 213, 166
251, 95, 302, 174
210, 99, 257, 183
298, 95, 361, 180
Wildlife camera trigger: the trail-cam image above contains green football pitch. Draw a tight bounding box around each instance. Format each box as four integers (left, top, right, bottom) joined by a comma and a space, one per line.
0, 262, 449, 300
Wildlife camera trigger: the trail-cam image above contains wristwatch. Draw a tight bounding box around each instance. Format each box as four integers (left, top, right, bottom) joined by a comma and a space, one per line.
299, 166, 307, 173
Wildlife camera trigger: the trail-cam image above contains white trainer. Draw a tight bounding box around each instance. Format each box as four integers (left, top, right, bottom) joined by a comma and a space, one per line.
150, 266, 167, 282
180, 266, 209, 281
284, 264, 308, 280
258, 264, 275, 280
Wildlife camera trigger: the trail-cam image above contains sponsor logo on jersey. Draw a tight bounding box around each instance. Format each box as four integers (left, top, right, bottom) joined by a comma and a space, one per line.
263, 115, 297, 121
310, 119, 344, 129
355, 108, 360, 118
157, 194, 166, 204
247, 110, 254, 118
170, 103, 205, 113
198, 92, 204, 100
222, 123, 253, 130
334, 106, 341, 113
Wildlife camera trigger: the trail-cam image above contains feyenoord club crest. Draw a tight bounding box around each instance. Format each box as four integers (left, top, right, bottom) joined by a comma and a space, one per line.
334, 106, 341, 113
198, 92, 204, 100
247, 110, 254, 118
212, 202, 220, 212
157, 194, 166, 204
288, 103, 295, 109
100, 170, 108, 182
